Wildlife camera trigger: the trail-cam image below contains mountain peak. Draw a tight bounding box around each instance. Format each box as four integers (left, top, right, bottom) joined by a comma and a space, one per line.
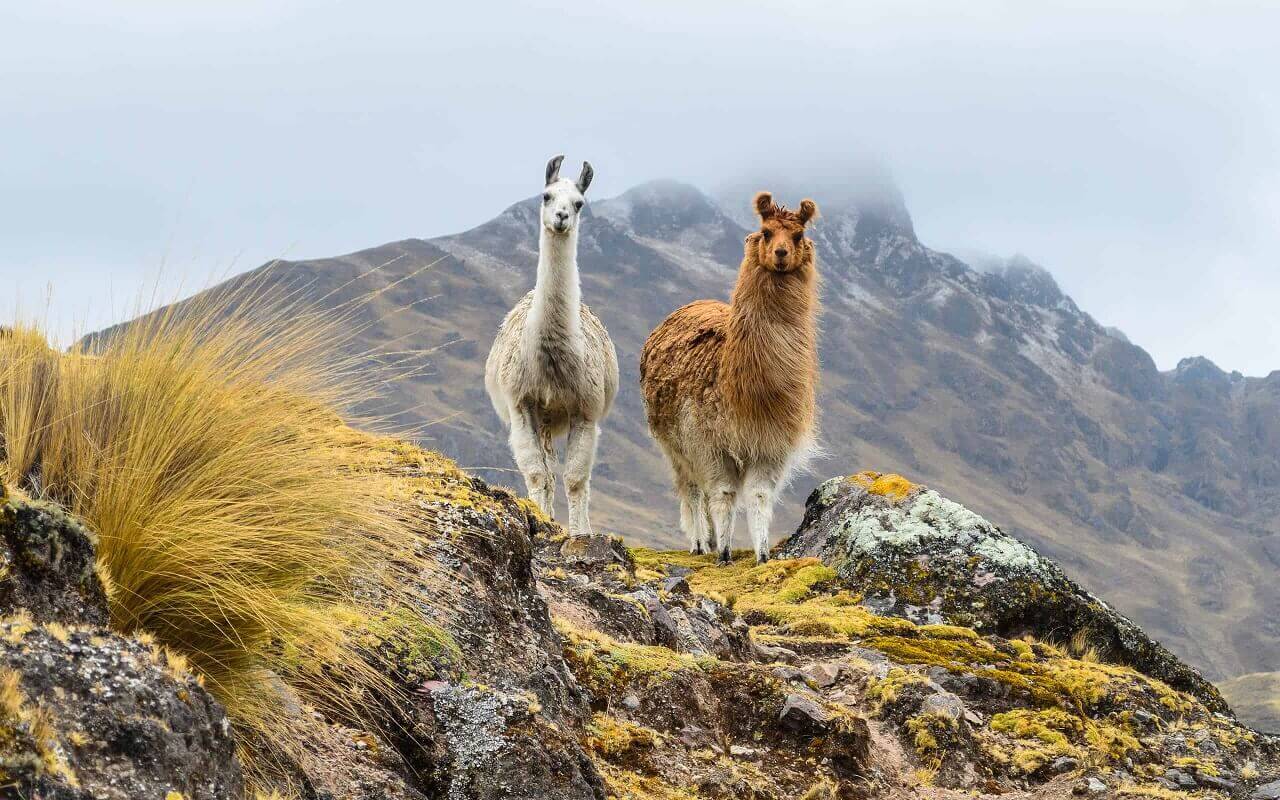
973, 253, 1070, 310
594, 180, 732, 235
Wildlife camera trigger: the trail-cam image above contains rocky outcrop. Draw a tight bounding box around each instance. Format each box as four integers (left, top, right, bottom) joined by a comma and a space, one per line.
0, 487, 108, 626
780, 471, 1227, 711
1, 491, 241, 798
365, 452, 606, 800
7, 449, 1280, 800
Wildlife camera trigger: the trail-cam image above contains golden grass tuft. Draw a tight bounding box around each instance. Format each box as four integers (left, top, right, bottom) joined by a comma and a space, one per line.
0, 280, 446, 790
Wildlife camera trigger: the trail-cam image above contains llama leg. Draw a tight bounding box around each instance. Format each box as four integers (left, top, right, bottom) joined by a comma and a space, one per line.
564, 418, 598, 537
743, 464, 783, 564
707, 482, 738, 565
510, 402, 554, 518
679, 483, 710, 554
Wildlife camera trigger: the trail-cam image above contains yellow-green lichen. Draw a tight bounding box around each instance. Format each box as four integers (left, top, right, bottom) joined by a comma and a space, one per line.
847, 471, 918, 503
585, 712, 660, 760
626, 552, 914, 643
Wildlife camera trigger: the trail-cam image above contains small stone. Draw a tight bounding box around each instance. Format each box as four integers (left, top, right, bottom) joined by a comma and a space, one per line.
919, 691, 966, 724
1253, 780, 1280, 800
1072, 776, 1108, 796
729, 745, 756, 758
559, 533, 628, 567
1049, 756, 1079, 775
661, 576, 691, 595
1131, 709, 1158, 729
778, 693, 832, 735
754, 642, 799, 664
772, 666, 805, 683
621, 694, 641, 711
801, 662, 841, 688
1197, 774, 1236, 792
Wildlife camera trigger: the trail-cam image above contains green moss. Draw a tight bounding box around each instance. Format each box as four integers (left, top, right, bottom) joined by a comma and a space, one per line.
559, 624, 708, 696
585, 712, 661, 763
626, 552, 915, 643
906, 711, 956, 767
991, 709, 1081, 774
365, 607, 460, 681
866, 668, 931, 715
596, 763, 701, 800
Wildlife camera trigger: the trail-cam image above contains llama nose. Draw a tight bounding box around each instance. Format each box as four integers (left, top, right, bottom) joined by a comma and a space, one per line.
774, 247, 787, 259
556, 211, 569, 222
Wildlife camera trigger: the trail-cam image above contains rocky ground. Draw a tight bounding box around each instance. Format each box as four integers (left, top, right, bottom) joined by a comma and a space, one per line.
4, 450, 1280, 799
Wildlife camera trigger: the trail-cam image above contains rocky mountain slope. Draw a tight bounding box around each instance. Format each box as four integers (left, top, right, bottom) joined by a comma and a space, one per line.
101, 179, 1280, 706
7, 454, 1280, 799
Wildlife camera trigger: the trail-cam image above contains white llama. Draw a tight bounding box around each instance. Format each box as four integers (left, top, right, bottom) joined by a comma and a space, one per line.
484, 155, 619, 537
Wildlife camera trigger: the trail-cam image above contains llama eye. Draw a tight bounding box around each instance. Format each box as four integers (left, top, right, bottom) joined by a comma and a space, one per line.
762, 230, 772, 241
792, 233, 803, 244
543, 193, 551, 203
574, 201, 583, 211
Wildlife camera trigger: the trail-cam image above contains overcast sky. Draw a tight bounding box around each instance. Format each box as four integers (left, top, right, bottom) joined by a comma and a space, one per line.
3, 1, 1278, 373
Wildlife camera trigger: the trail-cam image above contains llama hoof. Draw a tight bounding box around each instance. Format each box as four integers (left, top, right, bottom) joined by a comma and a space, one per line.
691, 543, 704, 555
755, 552, 770, 565
717, 550, 732, 566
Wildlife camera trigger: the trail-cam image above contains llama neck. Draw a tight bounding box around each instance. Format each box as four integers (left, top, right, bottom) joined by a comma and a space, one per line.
722, 258, 819, 430
524, 227, 583, 354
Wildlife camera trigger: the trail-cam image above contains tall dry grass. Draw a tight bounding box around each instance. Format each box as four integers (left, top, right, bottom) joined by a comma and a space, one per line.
0, 276, 443, 789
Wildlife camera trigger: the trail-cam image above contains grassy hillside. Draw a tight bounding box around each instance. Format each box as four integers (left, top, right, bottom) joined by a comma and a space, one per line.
1221, 672, 1280, 733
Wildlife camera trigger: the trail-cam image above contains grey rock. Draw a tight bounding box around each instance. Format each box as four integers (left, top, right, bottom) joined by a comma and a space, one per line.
559, 533, 630, 568
1253, 779, 1280, 799
1072, 776, 1109, 795
1197, 773, 1237, 792
1164, 769, 1197, 789
0, 497, 109, 626
661, 575, 691, 595
779, 476, 1228, 711
802, 661, 842, 688
754, 641, 800, 664
1050, 757, 1080, 775
0, 620, 243, 799
919, 691, 966, 724
778, 693, 832, 736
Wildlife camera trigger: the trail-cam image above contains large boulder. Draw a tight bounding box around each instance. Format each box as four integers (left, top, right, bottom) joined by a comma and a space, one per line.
0, 618, 243, 798
778, 472, 1227, 711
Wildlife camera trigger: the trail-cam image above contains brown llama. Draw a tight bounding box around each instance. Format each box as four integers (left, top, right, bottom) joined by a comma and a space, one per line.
640, 191, 820, 564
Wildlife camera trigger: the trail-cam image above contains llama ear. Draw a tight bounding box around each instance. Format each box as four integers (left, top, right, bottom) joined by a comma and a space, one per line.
576, 161, 594, 194
754, 191, 775, 220
545, 154, 565, 186
797, 199, 819, 225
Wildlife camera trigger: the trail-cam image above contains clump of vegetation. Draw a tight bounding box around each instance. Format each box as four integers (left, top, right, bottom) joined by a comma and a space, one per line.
585, 713, 660, 760
559, 623, 708, 696
0, 282, 447, 790
0, 667, 77, 786
846, 470, 917, 502
629, 550, 914, 641
990, 709, 1083, 774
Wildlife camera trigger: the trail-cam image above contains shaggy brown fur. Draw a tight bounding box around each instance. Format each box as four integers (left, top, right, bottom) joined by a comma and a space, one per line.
640, 192, 820, 563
